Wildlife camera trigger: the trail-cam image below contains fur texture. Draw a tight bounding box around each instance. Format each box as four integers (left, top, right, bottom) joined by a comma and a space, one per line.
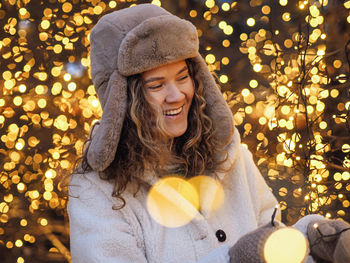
118, 15, 199, 76
88, 4, 234, 171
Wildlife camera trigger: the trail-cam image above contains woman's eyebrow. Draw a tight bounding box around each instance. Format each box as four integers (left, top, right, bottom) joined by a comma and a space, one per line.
144, 66, 189, 84
144, 77, 164, 84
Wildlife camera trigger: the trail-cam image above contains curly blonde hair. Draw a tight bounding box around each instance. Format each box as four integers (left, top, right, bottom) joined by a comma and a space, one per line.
80, 59, 226, 208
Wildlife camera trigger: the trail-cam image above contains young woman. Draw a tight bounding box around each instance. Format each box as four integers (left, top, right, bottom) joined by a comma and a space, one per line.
68, 4, 350, 263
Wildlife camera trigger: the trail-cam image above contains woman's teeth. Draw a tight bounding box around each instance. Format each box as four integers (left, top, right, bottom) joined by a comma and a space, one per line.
164, 106, 183, 116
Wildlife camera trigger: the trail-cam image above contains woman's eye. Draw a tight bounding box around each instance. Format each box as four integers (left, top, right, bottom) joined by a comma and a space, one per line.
178, 75, 189, 81
148, 84, 162, 90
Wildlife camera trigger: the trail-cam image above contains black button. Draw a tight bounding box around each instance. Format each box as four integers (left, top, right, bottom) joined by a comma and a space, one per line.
215, 229, 226, 242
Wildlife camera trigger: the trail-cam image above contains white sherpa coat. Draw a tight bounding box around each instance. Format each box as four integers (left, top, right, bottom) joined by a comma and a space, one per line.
68, 129, 317, 263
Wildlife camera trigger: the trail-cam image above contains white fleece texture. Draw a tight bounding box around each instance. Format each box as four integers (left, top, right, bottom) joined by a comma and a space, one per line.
68, 129, 280, 263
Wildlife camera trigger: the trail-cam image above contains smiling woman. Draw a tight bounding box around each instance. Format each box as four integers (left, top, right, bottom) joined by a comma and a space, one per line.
66, 3, 343, 263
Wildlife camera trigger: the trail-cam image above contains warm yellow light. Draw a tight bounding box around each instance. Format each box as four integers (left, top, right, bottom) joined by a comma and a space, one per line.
20, 219, 27, 227
19, 84, 26, 93
247, 18, 255, 27
45, 183, 53, 192
253, 64, 262, 72
345, 1, 350, 9
222, 39, 230, 47
93, 5, 103, 15
188, 175, 225, 214
282, 12, 291, 21
189, 10, 197, 17
52, 151, 60, 159
334, 173, 342, 181
41, 20, 50, 30
279, 0, 288, 6
319, 121, 327, 129
242, 89, 250, 97
17, 183, 25, 192
221, 57, 229, 65
19, 7, 27, 15
15, 240, 23, 247
62, 2, 73, 12
205, 54, 216, 64
223, 25, 233, 35
147, 176, 200, 228
40, 218, 48, 226
342, 171, 350, 180
317, 49, 325, 56
219, 75, 228, 84
37, 98, 47, 108
240, 33, 248, 41
245, 106, 253, 114
35, 85, 45, 95
13, 96, 22, 106
264, 227, 308, 263
109, 1, 117, 8
249, 79, 258, 88
5, 79, 15, 89
45, 169, 54, 178
68, 82, 77, 91
63, 73, 71, 81
262, 5, 271, 15
32, 190, 39, 199
259, 117, 267, 125
307, 106, 314, 114
15, 141, 24, 150
205, 0, 215, 9
281, 105, 290, 115
342, 144, 350, 153
248, 47, 256, 54
43, 191, 52, 201
283, 139, 295, 152
309, 5, 320, 17
221, 2, 230, 11
17, 257, 24, 263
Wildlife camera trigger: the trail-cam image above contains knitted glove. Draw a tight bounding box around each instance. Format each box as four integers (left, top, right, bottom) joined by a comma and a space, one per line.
307, 219, 350, 263
229, 221, 309, 263
229, 222, 313, 263
229, 222, 280, 263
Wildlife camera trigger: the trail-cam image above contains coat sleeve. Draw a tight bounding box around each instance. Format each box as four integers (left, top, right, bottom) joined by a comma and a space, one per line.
240, 146, 281, 226
68, 173, 148, 263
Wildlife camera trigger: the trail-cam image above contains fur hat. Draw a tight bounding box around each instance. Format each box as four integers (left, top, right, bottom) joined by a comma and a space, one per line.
87, 4, 234, 171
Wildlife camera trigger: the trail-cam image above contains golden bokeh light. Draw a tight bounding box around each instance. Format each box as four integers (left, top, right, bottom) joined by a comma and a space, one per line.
264, 227, 308, 263
147, 176, 200, 228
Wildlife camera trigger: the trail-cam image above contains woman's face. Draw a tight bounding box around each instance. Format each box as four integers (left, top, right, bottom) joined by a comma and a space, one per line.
141, 60, 195, 138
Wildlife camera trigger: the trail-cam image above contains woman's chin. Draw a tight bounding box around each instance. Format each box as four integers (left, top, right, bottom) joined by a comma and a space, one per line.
165, 126, 187, 138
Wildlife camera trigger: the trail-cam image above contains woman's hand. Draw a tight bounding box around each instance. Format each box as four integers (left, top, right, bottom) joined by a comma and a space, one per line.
307, 218, 350, 263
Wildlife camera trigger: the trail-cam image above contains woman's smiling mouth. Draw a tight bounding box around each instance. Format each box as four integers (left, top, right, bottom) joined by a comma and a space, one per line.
163, 106, 183, 116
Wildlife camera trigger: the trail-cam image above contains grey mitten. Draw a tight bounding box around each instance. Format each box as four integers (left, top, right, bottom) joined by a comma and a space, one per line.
229, 222, 280, 263
229, 221, 308, 263
307, 219, 350, 263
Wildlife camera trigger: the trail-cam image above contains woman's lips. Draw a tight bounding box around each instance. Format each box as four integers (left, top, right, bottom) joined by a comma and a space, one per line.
163, 106, 184, 119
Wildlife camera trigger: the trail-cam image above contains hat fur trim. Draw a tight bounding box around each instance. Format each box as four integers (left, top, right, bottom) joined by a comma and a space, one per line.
87, 70, 127, 171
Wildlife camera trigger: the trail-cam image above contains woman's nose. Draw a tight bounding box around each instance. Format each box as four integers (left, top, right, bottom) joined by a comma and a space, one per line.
165, 83, 185, 103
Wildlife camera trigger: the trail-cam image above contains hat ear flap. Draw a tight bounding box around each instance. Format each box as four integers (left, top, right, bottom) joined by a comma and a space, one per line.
87, 69, 127, 171
192, 55, 234, 146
